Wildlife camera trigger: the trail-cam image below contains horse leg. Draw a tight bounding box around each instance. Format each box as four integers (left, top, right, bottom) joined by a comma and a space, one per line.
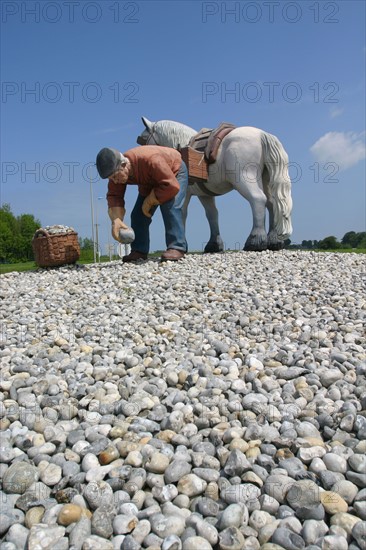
262, 168, 284, 250
244, 196, 268, 251
197, 196, 224, 253
235, 168, 267, 251
266, 200, 285, 250
182, 186, 192, 228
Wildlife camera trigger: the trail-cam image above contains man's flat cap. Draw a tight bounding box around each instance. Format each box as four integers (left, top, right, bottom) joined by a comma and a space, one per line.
96, 147, 127, 179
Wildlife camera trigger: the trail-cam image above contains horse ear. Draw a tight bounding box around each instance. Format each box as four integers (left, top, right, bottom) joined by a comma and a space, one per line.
141, 117, 153, 129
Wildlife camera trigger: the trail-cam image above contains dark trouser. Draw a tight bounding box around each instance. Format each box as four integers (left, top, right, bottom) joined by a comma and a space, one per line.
131, 161, 188, 254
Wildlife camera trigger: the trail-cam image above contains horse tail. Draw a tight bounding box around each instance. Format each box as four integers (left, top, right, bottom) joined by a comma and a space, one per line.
261, 131, 293, 239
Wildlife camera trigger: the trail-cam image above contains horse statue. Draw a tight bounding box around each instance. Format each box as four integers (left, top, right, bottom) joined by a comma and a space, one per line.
137, 117, 293, 252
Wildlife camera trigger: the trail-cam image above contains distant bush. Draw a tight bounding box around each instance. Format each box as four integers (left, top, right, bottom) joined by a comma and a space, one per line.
0, 204, 41, 263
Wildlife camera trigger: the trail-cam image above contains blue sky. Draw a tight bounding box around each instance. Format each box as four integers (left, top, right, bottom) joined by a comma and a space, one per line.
1, 0, 365, 253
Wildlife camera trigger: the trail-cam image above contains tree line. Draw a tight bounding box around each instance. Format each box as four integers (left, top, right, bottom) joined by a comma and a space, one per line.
0, 204, 41, 263
0, 204, 365, 263
300, 232, 366, 250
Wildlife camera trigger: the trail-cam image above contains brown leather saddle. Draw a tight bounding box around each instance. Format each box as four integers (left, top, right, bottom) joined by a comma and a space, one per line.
189, 122, 237, 164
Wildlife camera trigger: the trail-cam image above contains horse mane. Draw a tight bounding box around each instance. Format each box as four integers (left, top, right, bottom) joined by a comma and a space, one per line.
154, 120, 197, 148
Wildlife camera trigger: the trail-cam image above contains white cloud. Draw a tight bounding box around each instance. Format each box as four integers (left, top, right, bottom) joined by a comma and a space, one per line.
310, 131, 366, 171
329, 107, 343, 119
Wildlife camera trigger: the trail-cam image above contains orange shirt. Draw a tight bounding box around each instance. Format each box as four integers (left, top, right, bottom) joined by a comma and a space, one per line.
106, 145, 183, 208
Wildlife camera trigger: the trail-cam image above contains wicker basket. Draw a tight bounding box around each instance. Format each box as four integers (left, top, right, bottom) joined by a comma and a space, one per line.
32, 228, 80, 267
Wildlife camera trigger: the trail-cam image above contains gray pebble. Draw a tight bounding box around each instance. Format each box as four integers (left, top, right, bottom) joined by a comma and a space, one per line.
218, 526, 245, 550
91, 505, 114, 538
164, 460, 192, 485
120, 535, 141, 550
348, 454, 366, 474
69, 517, 92, 550
352, 521, 366, 550
7, 525, 32, 550
322, 535, 348, 550
150, 513, 185, 538
83, 480, 114, 510
323, 453, 348, 474
162, 534, 182, 550
27, 524, 66, 550
271, 526, 305, 549
2, 462, 39, 494
301, 519, 329, 546
182, 536, 212, 550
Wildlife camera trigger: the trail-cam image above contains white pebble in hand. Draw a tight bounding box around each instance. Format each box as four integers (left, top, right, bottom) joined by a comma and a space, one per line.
118, 227, 135, 244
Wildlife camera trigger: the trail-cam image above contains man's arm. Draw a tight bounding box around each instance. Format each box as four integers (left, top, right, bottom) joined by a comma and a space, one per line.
108, 206, 125, 222
106, 182, 128, 240
148, 156, 181, 203
107, 180, 127, 210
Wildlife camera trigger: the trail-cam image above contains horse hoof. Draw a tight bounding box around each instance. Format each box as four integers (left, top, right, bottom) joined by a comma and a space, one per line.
267, 241, 285, 251
204, 243, 223, 253
244, 238, 267, 252
243, 244, 267, 252
244, 232, 267, 252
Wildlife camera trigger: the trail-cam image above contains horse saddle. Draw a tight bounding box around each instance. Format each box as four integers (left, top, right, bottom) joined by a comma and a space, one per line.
189, 122, 237, 164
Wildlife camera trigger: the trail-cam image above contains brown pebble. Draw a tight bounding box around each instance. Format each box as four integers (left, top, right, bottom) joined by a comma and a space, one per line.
55, 489, 77, 504
156, 430, 176, 442
99, 445, 119, 465
116, 441, 141, 458
320, 492, 348, 514
205, 481, 219, 501
303, 437, 326, 448
178, 371, 188, 385
0, 418, 10, 431
229, 439, 249, 453
248, 439, 261, 448
246, 447, 261, 460
109, 424, 129, 439
299, 409, 317, 418
275, 448, 294, 460
242, 471, 264, 487
138, 436, 152, 445
58, 504, 83, 526
25, 506, 45, 528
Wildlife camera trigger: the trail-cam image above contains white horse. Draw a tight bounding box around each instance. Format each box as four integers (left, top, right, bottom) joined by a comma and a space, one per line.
137, 117, 293, 252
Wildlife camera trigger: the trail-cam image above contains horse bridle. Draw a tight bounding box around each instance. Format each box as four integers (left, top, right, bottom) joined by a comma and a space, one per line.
146, 124, 159, 145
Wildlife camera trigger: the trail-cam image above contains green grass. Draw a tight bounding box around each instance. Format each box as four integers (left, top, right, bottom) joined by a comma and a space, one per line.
313, 248, 366, 254
0, 261, 37, 274
0, 256, 119, 274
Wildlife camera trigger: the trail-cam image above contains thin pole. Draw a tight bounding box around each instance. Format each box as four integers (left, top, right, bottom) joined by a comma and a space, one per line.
95, 197, 99, 263
90, 171, 96, 263
96, 197, 104, 262
108, 231, 112, 261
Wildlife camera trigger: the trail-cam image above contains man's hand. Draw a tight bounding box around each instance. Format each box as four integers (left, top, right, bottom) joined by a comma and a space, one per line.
111, 218, 130, 242
142, 190, 160, 217
108, 207, 128, 242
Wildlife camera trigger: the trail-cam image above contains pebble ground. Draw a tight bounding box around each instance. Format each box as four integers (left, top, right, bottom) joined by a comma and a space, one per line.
0, 251, 365, 550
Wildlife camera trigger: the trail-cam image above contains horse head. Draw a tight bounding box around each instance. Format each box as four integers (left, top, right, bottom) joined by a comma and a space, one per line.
136, 116, 156, 145
137, 117, 197, 149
